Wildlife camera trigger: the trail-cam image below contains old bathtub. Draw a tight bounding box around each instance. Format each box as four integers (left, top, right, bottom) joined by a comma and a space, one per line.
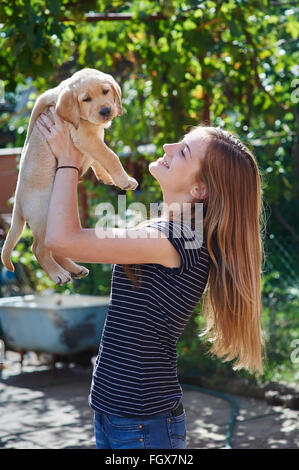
0, 294, 110, 355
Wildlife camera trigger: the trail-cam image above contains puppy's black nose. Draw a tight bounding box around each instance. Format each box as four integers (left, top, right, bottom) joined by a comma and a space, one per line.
99, 107, 111, 117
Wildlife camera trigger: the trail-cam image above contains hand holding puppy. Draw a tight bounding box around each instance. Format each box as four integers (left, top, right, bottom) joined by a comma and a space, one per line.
36, 106, 83, 171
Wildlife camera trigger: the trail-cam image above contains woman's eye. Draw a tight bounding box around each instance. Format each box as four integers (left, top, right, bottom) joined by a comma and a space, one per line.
180, 148, 186, 157
83, 96, 92, 102
103, 90, 109, 95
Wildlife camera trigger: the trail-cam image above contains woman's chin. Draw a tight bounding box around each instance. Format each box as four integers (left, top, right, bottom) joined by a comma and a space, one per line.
148, 161, 159, 177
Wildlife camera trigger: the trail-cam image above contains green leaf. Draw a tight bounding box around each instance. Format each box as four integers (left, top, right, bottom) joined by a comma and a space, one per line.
194, 9, 203, 19
285, 17, 299, 40
182, 19, 197, 31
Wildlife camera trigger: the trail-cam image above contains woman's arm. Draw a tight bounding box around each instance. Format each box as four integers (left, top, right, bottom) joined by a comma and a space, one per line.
44, 166, 180, 266
44, 166, 180, 267
45, 225, 181, 267
44, 168, 82, 244
36, 107, 181, 268
36, 106, 84, 243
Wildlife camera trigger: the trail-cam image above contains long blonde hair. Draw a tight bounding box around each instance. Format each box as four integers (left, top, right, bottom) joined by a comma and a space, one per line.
122, 125, 267, 376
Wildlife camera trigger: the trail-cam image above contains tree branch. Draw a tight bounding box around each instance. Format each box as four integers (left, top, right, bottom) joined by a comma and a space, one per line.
270, 1, 299, 5
61, 12, 184, 22
243, 29, 289, 111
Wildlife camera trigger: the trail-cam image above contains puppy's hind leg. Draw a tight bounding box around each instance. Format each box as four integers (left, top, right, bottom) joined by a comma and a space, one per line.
52, 255, 89, 279
32, 240, 72, 285
26, 193, 73, 285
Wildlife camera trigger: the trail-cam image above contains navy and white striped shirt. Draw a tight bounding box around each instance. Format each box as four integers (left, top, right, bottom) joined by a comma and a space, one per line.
88, 220, 211, 416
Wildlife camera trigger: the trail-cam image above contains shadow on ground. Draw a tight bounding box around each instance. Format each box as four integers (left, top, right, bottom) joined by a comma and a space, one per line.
0, 351, 298, 449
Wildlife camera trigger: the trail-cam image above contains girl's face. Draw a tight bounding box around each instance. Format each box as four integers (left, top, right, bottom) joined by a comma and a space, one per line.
149, 129, 208, 204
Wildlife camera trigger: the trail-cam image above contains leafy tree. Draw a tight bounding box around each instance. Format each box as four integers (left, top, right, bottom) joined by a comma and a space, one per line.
0, 0, 298, 382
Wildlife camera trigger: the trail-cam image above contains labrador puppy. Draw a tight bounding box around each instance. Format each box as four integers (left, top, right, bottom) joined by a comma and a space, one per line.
1, 68, 138, 285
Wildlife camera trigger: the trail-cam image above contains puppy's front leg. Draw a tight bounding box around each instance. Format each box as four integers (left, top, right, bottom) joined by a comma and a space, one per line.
86, 139, 138, 190
91, 160, 115, 185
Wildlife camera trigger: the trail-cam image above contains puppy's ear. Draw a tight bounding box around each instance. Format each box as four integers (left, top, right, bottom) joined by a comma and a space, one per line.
56, 87, 80, 129
107, 77, 122, 116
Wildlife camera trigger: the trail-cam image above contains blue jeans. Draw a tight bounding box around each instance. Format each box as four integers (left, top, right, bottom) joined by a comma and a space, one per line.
94, 406, 187, 449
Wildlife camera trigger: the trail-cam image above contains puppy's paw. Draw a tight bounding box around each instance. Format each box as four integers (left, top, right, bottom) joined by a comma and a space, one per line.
71, 266, 89, 279
51, 270, 72, 285
123, 177, 139, 191
102, 179, 115, 186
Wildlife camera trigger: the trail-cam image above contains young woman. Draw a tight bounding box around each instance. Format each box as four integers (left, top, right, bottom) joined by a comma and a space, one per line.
36, 107, 266, 449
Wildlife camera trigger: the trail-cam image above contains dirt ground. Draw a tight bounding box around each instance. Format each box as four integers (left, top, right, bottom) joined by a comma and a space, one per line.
0, 351, 298, 449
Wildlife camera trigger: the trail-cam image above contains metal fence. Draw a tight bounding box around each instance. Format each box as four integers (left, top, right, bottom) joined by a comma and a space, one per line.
263, 233, 299, 290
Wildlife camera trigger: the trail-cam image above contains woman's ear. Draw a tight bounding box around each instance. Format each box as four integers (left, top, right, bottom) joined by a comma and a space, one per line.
56, 87, 80, 129
190, 183, 207, 201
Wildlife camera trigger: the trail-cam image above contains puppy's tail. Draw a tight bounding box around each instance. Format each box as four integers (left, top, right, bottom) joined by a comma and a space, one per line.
1, 207, 26, 272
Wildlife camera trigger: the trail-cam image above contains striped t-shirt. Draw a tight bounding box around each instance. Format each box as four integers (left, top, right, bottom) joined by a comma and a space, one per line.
88, 219, 211, 416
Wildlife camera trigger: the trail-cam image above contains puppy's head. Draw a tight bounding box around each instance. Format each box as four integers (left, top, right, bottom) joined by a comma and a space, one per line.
56, 70, 122, 129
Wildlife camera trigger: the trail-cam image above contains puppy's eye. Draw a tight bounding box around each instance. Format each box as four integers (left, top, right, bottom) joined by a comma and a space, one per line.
83, 96, 92, 102
103, 90, 109, 95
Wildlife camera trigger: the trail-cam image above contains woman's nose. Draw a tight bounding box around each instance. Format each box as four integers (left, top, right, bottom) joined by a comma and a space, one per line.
163, 143, 175, 153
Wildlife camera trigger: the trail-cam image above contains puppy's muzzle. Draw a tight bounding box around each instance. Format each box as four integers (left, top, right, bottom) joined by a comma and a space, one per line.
99, 107, 111, 118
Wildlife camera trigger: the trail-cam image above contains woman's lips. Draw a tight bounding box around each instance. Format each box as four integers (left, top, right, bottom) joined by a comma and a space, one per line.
158, 157, 169, 168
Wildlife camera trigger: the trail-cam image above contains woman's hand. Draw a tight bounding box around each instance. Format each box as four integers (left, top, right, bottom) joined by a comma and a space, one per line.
36, 106, 82, 170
